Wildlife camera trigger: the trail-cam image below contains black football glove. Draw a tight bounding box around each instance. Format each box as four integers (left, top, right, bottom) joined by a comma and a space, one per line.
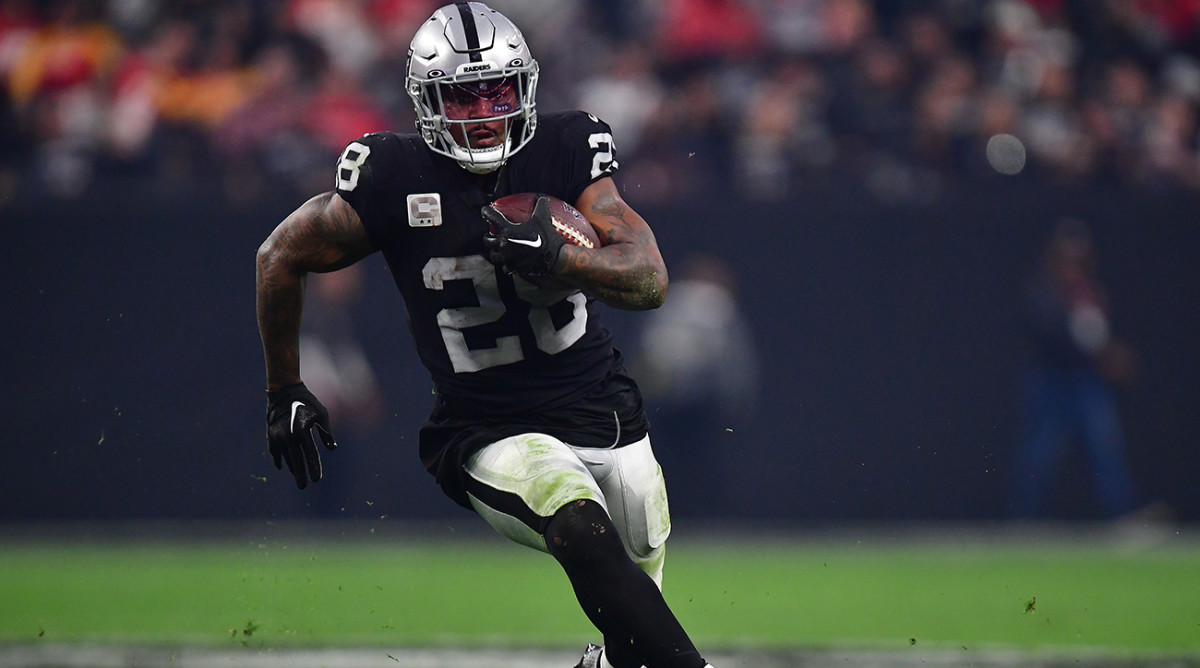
481, 195, 565, 277
265, 382, 337, 489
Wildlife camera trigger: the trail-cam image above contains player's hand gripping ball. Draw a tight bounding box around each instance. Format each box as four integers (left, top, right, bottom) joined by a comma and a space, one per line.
482, 193, 600, 282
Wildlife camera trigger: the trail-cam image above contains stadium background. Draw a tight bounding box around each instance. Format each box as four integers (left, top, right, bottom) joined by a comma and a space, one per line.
3, 0, 1199, 527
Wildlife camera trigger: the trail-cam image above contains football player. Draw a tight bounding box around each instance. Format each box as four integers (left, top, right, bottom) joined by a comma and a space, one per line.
255, 4, 713, 668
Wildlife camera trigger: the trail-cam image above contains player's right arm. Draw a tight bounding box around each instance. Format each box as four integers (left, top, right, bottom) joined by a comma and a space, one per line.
256, 191, 376, 390
257, 191, 376, 489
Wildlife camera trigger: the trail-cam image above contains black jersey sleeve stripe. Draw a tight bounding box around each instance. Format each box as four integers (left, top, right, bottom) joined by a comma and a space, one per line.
455, 2, 483, 62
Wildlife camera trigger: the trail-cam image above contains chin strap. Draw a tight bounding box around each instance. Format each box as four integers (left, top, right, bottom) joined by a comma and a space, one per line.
458, 156, 504, 174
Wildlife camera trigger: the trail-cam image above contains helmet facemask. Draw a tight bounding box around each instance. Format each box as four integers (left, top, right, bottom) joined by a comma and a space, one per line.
406, 3, 539, 174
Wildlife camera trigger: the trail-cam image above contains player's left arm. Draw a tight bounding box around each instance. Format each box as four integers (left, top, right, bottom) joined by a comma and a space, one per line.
555, 176, 668, 310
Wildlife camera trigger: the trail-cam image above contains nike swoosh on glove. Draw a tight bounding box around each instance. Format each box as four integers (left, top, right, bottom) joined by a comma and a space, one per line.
265, 382, 337, 489
481, 194, 566, 277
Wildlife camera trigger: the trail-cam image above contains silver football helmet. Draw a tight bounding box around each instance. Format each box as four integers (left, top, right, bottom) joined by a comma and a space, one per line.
406, 2, 539, 173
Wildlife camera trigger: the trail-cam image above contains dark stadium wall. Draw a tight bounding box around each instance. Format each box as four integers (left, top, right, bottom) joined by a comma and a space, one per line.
4, 173, 1198, 523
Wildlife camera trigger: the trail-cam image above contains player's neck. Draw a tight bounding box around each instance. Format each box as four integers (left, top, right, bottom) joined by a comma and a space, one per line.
470, 162, 507, 196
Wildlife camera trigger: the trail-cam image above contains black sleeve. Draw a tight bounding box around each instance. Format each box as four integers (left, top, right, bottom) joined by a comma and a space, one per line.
555, 111, 620, 204
334, 132, 404, 248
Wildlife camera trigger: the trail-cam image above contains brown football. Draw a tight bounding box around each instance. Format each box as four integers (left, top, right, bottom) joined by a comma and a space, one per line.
488, 192, 600, 250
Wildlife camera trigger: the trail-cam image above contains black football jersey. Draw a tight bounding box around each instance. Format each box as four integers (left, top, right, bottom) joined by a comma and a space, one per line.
333, 111, 649, 507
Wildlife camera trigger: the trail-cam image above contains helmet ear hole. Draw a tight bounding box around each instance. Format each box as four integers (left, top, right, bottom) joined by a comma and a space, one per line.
405, 2, 539, 173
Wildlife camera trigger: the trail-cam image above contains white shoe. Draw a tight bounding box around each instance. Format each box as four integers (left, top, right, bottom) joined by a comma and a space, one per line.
574, 642, 713, 668
573, 643, 604, 668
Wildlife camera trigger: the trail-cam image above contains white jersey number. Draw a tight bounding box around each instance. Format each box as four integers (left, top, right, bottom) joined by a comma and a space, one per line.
588, 132, 618, 179
335, 141, 371, 191
423, 256, 587, 373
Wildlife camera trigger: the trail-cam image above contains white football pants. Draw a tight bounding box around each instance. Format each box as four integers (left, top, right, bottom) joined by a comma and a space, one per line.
464, 433, 671, 588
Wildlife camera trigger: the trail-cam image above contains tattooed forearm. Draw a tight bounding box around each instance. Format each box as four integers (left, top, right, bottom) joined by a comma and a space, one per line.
256, 228, 309, 389
569, 257, 666, 309
256, 242, 303, 389
557, 192, 668, 310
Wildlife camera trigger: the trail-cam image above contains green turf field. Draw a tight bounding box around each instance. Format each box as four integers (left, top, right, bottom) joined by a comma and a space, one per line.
2, 527, 1197, 655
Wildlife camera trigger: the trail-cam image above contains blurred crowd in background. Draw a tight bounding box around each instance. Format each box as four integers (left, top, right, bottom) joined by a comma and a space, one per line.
3, 0, 1200, 206
5, 0, 1198, 524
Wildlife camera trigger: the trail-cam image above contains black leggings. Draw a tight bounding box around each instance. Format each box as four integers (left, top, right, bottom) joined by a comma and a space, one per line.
544, 499, 706, 668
